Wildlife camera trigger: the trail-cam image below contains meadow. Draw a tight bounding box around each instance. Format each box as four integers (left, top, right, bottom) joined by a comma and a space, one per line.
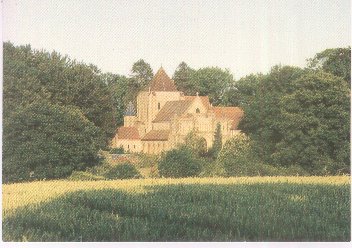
2, 176, 350, 241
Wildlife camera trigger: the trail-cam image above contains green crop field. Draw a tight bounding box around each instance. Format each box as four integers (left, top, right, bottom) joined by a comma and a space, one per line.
2, 176, 350, 241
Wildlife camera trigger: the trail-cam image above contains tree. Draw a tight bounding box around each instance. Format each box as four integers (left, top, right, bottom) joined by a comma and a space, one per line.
217, 133, 256, 176
172, 62, 196, 94
130, 59, 153, 90
3, 42, 116, 144
104, 163, 141, 179
184, 130, 207, 157
158, 146, 202, 178
238, 65, 305, 163
272, 71, 350, 174
104, 73, 131, 126
3, 101, 105, 183
307, 47, 351, 86
209, 123, 222, 158
222, 74, 262, 106
191, 67, 234, 105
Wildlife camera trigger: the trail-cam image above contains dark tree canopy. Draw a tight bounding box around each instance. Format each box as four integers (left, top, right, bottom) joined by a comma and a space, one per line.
3, 101, 105, 183
172, 62, 196, 95
209, 122, 223, 158
3, 42, 116, 143
158, 146, 202, 178
238, 65, 305, 163
104, 73, 131, 126
191, 67, 234, 105
307, 47, 351, 86
272, 72, 350, 174
130, 59, 154, 90
222, 73, 262, 106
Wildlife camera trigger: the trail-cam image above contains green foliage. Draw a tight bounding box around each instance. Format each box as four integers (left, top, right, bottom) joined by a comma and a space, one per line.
3, 42, 116, 143
222, 74, 262, 106
110, 147, 124, 154
209, 123, 222, 159
104, 163, 141, 180
4, 183, 350, 241
172, 62, 196, 95
307, 47, 351, 86
135, 153, 159, 168
238, 66, 305, 163
103, 73, 131, 126
272, 71, 350, 174
130, 59, 154, 90
184, 131, 207, 157
217, 133, 257, 176
173, 64, 234, 105
3, 101, 105, 183
68, 171, 105, 181
158, 146, 202, 178
191, 67, 234, 105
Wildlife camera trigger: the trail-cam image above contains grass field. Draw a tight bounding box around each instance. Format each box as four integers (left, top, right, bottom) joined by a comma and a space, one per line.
2, 176, 350, 241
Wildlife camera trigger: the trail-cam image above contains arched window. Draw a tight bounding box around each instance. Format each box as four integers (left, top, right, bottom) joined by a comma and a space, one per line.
196, 108, 200, 113
158, 103, 161, 110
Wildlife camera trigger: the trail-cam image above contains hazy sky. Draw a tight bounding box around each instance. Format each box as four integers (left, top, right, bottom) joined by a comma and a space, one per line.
3, 0, 351, 79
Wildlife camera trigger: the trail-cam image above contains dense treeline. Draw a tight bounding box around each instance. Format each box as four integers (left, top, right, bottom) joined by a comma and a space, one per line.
2, 41, 350, 182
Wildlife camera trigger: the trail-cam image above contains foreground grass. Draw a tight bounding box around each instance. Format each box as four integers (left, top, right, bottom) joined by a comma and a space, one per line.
2, 176, 350, 241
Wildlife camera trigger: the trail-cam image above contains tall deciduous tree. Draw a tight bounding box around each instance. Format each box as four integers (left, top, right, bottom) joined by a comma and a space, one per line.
172, 62, 196, 94
307, 47, 351, 87
130, 59, 153, 90
3, 42, 116, 143
191, 67, 234, 105
3, 101, 105, 183
222, 74, 262, 106
239, 65, 305, 163
103, 73, 131, 126
273, 72, 350, 174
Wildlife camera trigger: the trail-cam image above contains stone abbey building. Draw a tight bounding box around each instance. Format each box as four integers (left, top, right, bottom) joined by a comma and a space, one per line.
111, 67, 243, 154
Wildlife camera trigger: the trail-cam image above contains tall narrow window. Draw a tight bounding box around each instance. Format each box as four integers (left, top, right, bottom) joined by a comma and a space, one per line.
196, 108, 200, 113
158, 103, 161, 110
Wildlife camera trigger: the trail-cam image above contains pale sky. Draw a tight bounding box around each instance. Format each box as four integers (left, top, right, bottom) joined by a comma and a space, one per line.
2, 0, 351, 79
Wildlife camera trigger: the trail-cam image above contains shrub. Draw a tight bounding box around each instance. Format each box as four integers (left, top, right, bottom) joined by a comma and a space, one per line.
68, 171, 105, 181
184, 131, 207, 157
110, 147, 124, 154
104, 163, 141, 179
217, 133, 257, 176
158, 146, 202, 178
199, 158, 225, 177
2, 101, 105, 183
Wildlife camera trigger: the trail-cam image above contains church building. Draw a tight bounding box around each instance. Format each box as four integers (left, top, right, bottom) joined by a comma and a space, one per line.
111, 67, 244, 154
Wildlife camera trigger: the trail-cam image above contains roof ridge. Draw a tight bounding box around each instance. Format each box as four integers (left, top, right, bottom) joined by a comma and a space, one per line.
149, 67, 178, 92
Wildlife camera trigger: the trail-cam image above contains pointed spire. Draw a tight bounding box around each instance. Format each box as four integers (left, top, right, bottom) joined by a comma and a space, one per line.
124, 101, 136, 116
149, 67, 178, 92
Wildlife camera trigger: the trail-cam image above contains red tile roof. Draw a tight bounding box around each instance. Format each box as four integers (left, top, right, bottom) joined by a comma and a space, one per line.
152, 100, 193, 122
141, 130, 170, 141
149, 67, 178, 92
212, 107, 244, 130
116, 127, 140, 140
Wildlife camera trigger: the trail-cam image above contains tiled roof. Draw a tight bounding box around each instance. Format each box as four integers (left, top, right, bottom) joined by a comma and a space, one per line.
117, 127, 140, 140
212, 107, 244, 130
149, 67, 178, 92
184, 95, 211, 109
141, 130, 170, 141
152, 100, 192, 122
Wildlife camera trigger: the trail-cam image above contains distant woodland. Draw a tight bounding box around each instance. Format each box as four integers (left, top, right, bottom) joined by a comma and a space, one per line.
3, 42, 350, 182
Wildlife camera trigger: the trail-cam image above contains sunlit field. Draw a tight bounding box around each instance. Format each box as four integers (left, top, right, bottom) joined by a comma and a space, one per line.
3, 176, 350, 241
